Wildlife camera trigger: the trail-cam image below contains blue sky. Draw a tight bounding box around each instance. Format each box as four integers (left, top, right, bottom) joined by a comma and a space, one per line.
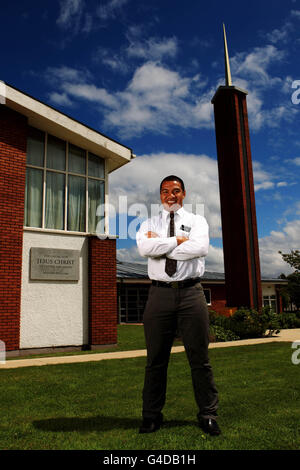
1, 0, 300, 277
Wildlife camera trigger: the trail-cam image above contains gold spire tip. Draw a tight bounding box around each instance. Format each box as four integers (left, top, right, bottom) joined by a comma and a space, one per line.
223, 23, 232, 86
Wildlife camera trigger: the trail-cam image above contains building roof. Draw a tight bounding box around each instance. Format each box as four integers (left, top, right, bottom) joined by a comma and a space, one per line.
116, 260, 287, 283
0, 80, 135, 173
117, 260, 148, 279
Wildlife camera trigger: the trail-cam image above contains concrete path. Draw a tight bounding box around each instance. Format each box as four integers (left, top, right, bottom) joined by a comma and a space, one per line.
1, 329, 300, 370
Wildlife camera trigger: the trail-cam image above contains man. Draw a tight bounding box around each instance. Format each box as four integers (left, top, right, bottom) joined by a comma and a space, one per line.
136, 175, 220, 436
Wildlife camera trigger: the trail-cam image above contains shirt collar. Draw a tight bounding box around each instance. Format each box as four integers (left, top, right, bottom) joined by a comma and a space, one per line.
161, 206, 185, 222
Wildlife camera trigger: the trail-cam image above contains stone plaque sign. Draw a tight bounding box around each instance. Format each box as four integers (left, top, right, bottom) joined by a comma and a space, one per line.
30, 248, 80, 281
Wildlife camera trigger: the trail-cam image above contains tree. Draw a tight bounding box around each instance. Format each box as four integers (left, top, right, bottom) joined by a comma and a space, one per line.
278, 250, 300, 272
285, 272, 300, 309
277, 274, 290, 310
279, 250, 300, 309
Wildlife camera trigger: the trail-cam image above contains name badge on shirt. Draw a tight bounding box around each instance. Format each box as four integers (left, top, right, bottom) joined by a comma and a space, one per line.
180, 225, 191, 232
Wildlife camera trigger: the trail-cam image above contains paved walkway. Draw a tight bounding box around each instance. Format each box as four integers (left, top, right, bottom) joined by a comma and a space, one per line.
1, 329, 300, 370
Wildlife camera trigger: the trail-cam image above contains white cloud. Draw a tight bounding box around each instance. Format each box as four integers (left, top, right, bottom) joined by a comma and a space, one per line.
205, 245, 224, 273
127, 24, 144, 39
94, 36, 178, 75
97, 0, 129, 20
281, 76, 294, 94
291, 9, 300, 19
117, 245, 146, 264
101, 62, 214, 136
126, 37, 178, 61
56, 0, 94, 34
252, 161, 296, 192
259, 219, 300, 277
47, 66, 92, 83
62, 83, 119, 108
107, 62, 215, 136
255, 181, 275, 191
280, 202, 300, 222
228, 45, 299, 131
48, 91, 73, 106
82, 13, 93, 33
252, 161, 275, 191
129, 62, 185, 93
264, 21, 293, 44
46, 62, 215, 136
231, 45, 285, 86
290, 157, 300, 166
46, 66, 120, 108
262, 105, 298, 128
95, 49, 129, 74
56, 0, 84, 29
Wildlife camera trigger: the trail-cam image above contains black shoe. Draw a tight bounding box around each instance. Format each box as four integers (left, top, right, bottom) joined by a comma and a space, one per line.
198, 418, 221, 436
139, 414, 163, 434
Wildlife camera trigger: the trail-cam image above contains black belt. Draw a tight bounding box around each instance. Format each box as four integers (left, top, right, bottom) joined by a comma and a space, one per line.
152, 278, 201, 289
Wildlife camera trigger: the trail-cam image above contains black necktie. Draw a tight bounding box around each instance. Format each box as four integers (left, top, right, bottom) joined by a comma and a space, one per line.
165, 211, 177, 277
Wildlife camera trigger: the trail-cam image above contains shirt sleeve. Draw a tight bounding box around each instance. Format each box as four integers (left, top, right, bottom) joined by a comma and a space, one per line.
167, 215, 209, 261
136, 219, 178, 258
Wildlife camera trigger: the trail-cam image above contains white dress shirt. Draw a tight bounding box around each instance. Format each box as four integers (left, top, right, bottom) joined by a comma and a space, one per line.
136, 207, 209, 281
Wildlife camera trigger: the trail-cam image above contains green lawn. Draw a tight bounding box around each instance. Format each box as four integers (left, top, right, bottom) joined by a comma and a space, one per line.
1, 342, 300, 450
7, 325, 156, 361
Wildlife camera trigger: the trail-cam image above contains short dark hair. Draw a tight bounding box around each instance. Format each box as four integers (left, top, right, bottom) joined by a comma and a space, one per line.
160, 175, 185, 192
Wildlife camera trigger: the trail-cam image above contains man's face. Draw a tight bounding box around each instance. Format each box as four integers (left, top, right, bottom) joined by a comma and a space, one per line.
160, 180, 186, 212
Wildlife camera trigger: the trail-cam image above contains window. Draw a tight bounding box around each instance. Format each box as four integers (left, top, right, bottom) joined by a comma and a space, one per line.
118, 284, 150, 323
203, 288, 211, 305
24, 127, 106, 234
263, 295, 277, 313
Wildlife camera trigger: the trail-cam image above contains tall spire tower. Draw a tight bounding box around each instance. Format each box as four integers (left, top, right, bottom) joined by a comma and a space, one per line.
211, 26, 262, 311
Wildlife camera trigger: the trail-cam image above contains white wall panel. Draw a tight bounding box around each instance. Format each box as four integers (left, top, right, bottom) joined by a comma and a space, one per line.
20, 231, 88, 349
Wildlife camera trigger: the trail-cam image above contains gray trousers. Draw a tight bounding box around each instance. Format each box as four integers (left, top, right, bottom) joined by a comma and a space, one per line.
142, 282, 218, 421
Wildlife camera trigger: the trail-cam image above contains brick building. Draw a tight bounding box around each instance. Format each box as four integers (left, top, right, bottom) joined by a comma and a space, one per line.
0, 81, 133, 356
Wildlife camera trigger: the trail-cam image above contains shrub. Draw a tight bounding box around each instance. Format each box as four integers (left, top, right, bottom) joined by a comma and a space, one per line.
209, 310, 232, 330
228, 308, 265, 339
209, 307, 282, 340
260, 306, 281, 336
209, 325, 240, 342
278, 313, 300, 329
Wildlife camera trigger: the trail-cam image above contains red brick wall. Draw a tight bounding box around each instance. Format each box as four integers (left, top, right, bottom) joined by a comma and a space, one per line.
203, 283, 234, 316
206, 284, 226, 313
0, 106, 27, 350
88, 237, 117, 345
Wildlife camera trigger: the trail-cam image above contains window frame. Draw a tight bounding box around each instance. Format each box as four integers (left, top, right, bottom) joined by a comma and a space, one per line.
263, 294, 277, 313
24, 127, 108, 236
203, 288, 211, 306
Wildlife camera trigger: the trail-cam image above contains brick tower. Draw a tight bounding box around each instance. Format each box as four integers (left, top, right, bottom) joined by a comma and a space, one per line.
211, 25, 262, 311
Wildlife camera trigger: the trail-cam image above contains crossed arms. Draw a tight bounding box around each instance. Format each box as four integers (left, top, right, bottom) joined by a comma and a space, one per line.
136, 216, 209, 261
